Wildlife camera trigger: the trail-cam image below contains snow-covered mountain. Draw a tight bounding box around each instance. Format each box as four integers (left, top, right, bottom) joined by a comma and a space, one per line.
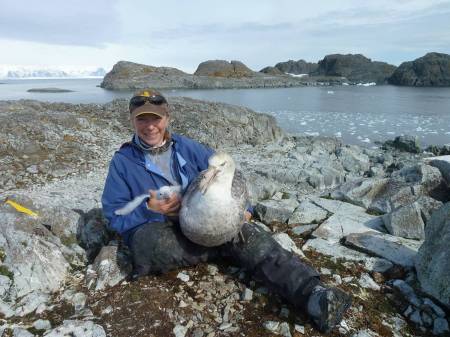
0, 65, 107, 79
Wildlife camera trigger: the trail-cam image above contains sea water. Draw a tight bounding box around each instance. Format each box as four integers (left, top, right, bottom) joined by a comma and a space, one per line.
1, 78, 449, 147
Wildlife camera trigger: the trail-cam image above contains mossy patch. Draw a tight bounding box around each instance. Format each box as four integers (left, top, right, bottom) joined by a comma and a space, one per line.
60, 234, 78, 247
0, 265, 13, 280
0, 248, 5, 262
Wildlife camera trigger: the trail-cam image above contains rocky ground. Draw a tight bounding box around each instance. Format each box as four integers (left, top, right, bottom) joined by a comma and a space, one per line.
0, 98, 449, 337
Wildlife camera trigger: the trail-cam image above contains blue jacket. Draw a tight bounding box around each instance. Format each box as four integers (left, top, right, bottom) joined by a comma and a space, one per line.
101, 133, 214, 245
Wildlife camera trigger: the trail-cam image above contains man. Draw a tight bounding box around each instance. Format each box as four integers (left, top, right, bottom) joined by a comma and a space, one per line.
102, 89, 352, 333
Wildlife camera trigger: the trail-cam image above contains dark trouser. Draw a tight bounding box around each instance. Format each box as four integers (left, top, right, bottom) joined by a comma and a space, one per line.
129, 221, 320, 310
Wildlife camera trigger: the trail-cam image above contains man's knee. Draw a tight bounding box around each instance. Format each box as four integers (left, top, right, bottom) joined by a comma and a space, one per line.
130, 222, 180, 274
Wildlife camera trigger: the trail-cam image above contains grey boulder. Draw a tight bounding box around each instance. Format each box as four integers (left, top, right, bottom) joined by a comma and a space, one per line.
415, 202, 450, 308
343, 231, 422, 267
255, 198, 298, 224
43, 320, 106, 337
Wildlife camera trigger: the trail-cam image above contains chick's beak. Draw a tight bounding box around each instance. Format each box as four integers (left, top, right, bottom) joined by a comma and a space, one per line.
199, 167, 219, 194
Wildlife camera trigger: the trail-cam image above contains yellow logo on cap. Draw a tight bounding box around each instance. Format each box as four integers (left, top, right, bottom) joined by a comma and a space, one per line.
142, 90, 150, 97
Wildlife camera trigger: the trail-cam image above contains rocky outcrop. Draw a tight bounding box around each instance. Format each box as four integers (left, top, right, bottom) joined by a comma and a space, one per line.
0, 98, 283, 191
194, 60, 254, 78
416, 202, 450, 308
100, 61, 320, 90
388, 52, 450, 87
383, 135, 421, 153
274, 59, 318, 74
259, 66, 284, 75
312, 54, 396, 84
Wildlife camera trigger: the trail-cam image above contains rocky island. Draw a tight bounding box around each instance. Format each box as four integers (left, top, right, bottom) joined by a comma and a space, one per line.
27, 88, 74, 93
310, 54, 397, 84
100, 60, 323, 91
388, 52, 450, 87
0, 97, 449, 336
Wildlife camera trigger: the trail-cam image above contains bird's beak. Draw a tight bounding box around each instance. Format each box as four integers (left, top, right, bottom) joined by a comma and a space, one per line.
199, 167, 219, 194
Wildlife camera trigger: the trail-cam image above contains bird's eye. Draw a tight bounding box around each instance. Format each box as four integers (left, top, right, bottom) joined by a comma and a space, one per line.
220, 162, 226, 166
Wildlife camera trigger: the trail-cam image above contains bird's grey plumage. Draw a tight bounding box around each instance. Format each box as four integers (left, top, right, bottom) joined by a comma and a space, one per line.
180, 153, 248, 247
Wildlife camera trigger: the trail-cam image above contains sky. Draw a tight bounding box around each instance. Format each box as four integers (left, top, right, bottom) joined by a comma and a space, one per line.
1, 0, 450, 73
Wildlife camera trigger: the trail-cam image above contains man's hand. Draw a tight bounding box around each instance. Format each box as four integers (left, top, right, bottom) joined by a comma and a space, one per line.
147, 190, 181, 215
244, 211, 252, 222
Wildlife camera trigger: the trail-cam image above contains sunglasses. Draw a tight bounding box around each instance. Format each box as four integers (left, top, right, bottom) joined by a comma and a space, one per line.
129, 95, 168, 112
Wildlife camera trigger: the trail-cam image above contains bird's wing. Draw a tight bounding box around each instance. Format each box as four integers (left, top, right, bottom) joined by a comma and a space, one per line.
182, 170, 207, 204
231, 169, 249, 208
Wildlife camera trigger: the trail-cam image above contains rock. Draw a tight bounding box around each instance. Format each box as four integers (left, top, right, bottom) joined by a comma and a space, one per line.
309, 196, 370, 214
416, 203, 450, 308
294, 324, 305, 334
336, 146, 370, 173
383, 196, 443, 240
312, 207, 384, 243
331, 164, 443, 214
388, 52, 450, 87
15, 291, 50, 316
27, 88, 74, 93
12, 327, 34, 337
262, 321, 279, 333
0, 299, 14, 317
382, 202, 425, 239
86, 244, 131, 291
358, 273, 380, 291
241, 288, 253, 301
170, 96, 284, 149
312, 53, 396, 84
426, 145, 450, 156
288, 200, 328, 225
173, 324, 188, 337
255, 198, 298, 224
70, 292, 87, 313
343, 231, 422, 267
409, 310, 423, 325
303, 237, 393, 272
259, 66, 284, 75
423, 298, 446, 318
0, 209, 71, 298
422, 311, 434, 327
392, 280, 423, 308
383, 135, 421, 153
433, 318, 449, 335
33, 319, 52, 331
320, 268, 332, 275
351, 330, 380, 337
218, 322, 232, 330
0, 275, 11, 298
272, 233, 305, 258
44, 320, 106, 337
177, 272, 190, 282
194, 60, 254, 78
333, 275, 342, 285
330, 178, 391, 211
291, 224, 319, 236
415, 196, 444, 224
279, 322, 292, 337
192, 328, 204, 337
428, 155, 450, 185
274, 59, 318, 75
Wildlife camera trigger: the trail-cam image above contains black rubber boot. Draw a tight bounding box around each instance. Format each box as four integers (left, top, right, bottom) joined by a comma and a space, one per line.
223, 223, 321, 309
307, 285, 353, 333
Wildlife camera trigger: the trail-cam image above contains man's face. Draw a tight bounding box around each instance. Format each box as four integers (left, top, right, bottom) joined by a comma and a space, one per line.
134, 113, 169, 146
